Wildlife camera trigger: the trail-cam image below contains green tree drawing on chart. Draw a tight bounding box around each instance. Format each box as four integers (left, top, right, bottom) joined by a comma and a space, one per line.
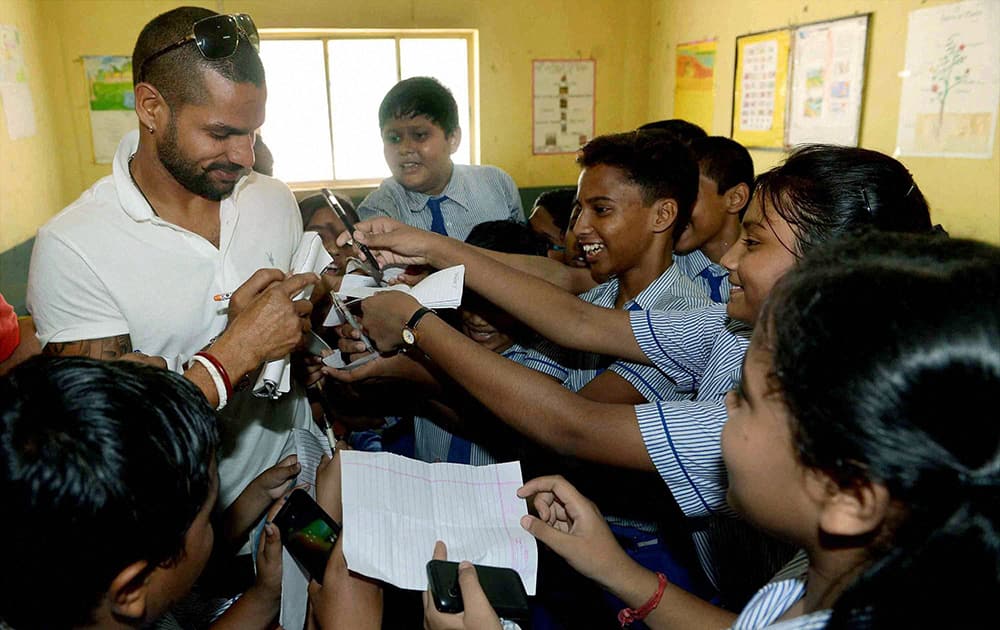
929, 35, 971, 134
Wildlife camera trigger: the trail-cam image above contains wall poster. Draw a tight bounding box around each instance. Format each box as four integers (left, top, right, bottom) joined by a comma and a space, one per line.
83, 55, 134, 163
0, 24, 37, 140
895, 0, 999, 158
674, 39, 716, 132
532, 59, 595, 154
732, 28, 791, 149
787, 14, 869, 147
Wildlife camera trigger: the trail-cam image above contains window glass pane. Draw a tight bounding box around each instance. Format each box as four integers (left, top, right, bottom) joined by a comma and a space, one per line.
400, 39, 471, 165
259, 40, 333, 182
328, 39, 397, 181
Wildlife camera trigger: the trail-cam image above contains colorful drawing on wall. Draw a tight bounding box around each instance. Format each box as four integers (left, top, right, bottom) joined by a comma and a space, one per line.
0, 24, 37, 140
732, 28, 790, 149
532, 59, 595, 154
83, 56, 136, 163
674, 39, 716, 132
896, 0, 999, 158
786, 15, 869, 147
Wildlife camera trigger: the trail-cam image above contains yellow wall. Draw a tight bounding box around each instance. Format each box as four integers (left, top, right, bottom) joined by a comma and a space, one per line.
0, 0, 67, 251
648, 0, 1000, 243
33, 0, 652, 212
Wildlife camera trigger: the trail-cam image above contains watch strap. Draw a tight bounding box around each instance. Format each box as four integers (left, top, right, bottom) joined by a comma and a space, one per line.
406, 307, 434, 332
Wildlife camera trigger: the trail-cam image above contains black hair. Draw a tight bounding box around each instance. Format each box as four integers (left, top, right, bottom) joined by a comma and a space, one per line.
760, 232, 1000, 628
637, 119, 708, 146
691, 136, 754, 217
531, 188, 577, 234
298, 192, 358, 228
577, 130, 698, 241
0, 357, 219, 630
378, 76, 459, 135
465, 220, 549, 257
754, 145, 933, 257
132, 6, 265, 109
253, 134, 274, 176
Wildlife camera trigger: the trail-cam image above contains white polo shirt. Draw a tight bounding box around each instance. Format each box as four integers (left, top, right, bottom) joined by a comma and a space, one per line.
27, 130, 314, 507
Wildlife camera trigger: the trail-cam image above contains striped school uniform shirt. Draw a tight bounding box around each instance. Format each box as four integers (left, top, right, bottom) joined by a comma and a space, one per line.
673, 249, 731, 304
625, 304, 793, 595
414, 342, 537, 466
519, 263, 713, 397
358, 164, 524, 241
730, 551, 831, 629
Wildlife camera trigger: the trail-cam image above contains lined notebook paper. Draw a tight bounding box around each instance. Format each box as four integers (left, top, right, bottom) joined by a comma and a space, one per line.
340, 450, 538, 594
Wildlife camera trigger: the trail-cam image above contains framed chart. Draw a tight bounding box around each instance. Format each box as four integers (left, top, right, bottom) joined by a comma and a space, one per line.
786, 14, 870, 147
731, 28, 791, 149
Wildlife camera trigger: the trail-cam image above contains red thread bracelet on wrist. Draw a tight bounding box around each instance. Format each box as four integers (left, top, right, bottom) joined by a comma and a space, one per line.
194, 351, 233, 400
618, 572, 668, 628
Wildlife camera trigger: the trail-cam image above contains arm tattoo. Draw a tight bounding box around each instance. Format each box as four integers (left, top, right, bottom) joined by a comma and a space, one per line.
43, 334, 132, 360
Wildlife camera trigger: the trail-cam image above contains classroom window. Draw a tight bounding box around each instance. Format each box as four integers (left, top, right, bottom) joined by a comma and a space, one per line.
258, 31, 478, 188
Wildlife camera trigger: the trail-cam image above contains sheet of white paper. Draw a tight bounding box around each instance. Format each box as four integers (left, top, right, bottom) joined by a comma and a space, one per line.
322, 349, 379, 371
321, 275, 379, 326
291, 232, 334, 301
253, 233, 333, 398
0, 81, 37, 140
335, 265, 465, 309
340, 451, 537, 594
409, 264, 464, 308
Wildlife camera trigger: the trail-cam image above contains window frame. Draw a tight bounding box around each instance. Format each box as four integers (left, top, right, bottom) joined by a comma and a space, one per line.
258, 28, 480, 191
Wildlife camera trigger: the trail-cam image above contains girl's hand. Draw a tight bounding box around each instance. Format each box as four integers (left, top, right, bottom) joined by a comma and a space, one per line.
250, 522, 283, 604
516, 475, 632, 586
307, 537, 383, 630
422, 541, 503, 630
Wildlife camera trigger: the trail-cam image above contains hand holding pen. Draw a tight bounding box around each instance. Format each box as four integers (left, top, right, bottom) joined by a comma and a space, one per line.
322, 188, 384, 285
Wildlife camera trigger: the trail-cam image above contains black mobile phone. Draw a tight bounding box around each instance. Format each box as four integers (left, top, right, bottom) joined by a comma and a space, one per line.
272, 488, 342, 583
426, 559, 530, 621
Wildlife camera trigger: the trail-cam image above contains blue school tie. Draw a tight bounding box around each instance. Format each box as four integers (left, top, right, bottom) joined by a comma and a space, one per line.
427, 195, 449, 236
446, 434, 474, 464
698, 267, 726, 303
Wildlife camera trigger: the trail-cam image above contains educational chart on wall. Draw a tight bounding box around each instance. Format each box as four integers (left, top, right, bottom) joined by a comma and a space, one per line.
674, 39, 716, 132
0, 25, 37, 140
83, 56, 135, 163
787, 15, 869, 147
532, 59, 595, 154
732, 29, 790, 149
896, 0, 1000, 159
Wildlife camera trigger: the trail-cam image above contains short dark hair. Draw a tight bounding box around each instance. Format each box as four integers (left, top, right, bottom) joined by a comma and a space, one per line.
466, 220, 549, 256
754, 144, 933, 257
132, 6, 265, 108
299, 192, 358, 228
691, 136, 754, 216
532, 188, 577, 234
0, 357, 219, 629
637, 119, 708, 146
761, 232, 1000, 628
577, 130, 698, 240
378, 77, 459, 135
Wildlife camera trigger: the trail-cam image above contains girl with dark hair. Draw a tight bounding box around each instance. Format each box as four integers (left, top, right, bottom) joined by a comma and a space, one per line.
493, 232, 999, 629
338, 145, 941, 606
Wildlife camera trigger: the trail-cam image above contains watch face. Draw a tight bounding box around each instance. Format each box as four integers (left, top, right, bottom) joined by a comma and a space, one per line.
402, 328, 416, 345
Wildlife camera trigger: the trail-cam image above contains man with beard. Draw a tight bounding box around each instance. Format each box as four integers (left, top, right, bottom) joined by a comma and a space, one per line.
26, 6, 319, 509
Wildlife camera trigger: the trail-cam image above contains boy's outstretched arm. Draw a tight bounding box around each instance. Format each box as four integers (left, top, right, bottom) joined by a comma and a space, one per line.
359, 291, 654, 470
342, 218, 647, 364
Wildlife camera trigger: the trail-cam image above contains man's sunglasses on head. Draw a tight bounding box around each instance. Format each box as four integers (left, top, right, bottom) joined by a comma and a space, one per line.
136, 13, 259, 83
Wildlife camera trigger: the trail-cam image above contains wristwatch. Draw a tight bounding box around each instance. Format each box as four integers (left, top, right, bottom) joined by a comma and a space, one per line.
402, 307, 434, 346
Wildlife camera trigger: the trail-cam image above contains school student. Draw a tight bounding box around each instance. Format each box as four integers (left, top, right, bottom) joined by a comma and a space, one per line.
0, 358, 279, 629
358, 76, 524, 240
515, 131, 712, 400
672, 136, 754, 303
528, 187, 577, 262
340, 144, 935, 604
473, 232, 997, 630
